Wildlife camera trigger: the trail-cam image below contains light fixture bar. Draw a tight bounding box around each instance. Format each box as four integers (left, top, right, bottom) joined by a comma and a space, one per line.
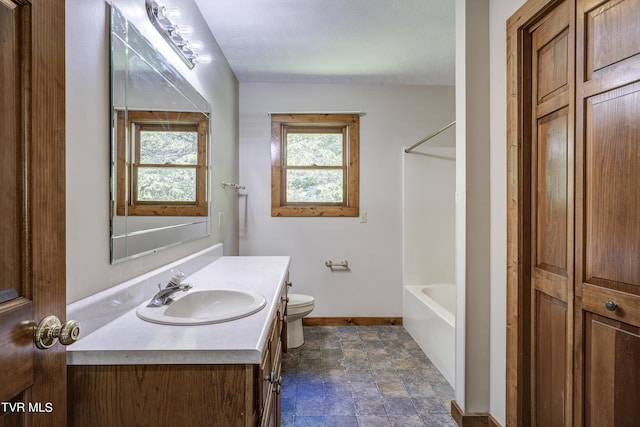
146, 0, 205, 69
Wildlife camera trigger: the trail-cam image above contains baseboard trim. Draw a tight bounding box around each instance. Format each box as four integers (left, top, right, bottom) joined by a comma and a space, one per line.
302, 317, 403, 326
451, 400, 501, 427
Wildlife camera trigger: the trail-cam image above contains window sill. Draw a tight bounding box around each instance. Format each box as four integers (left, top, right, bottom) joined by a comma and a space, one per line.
271, 206, 358, 217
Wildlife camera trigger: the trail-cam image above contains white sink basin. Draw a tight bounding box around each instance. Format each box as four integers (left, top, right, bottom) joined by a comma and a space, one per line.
136, 289, 267, 325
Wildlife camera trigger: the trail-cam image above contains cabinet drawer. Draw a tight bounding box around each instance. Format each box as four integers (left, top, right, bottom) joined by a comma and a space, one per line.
260, 340, 281, 427
259, 344, 271, 416
582, 284, 640, 326
260, 318, 278, 410
260, 382, 274, 427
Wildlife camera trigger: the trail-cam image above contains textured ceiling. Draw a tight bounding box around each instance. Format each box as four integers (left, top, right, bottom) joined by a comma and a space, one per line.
193, 0, 455, 85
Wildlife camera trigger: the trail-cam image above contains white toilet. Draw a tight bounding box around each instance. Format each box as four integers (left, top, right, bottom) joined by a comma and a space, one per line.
286, 293, 315, 348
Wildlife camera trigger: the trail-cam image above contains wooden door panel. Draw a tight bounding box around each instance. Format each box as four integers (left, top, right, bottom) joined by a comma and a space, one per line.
0, 301, 34, 403
506, 0, 578, 424
0, 0, 66, 425
535, 108, 569, 275
531, 2, 572, 298
579, 0, 640, 97
534, 268, 569, 302
529, 3, 574, 426
584, 82, 640, 293
1, 4, 30, 425
576, 0, 640, 424
532, 0, 570, 105
535, 292, 568, 426
585, 0, 640, 80
537, 29, 570, 103
584, 313, 640, 426
0, 0, 23, 305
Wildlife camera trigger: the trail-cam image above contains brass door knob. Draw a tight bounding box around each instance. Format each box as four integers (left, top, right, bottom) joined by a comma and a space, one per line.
35, 315, 81, 349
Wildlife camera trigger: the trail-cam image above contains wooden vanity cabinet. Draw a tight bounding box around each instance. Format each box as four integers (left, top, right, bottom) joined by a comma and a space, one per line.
67, 281, 288, 427
259, 280, 288, 427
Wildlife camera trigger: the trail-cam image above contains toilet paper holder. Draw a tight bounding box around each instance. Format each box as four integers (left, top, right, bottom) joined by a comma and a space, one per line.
325, 259, 349, 270
221, 181, 245, 191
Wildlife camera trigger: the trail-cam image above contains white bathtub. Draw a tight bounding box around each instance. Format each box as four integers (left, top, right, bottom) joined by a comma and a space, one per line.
403, 284, 455, 387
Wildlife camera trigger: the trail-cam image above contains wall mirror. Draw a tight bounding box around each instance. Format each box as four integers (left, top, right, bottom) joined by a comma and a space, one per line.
110, 5, 211, 263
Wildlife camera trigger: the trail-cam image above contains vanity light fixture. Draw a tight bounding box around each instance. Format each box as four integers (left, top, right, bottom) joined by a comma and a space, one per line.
145, 0, 211, 69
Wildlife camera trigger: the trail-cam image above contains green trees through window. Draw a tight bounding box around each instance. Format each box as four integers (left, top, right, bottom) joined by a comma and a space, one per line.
137, 130, 198, 202
271, 113, 360, 217
285, 131, 345, 203
116, 110, 208, 216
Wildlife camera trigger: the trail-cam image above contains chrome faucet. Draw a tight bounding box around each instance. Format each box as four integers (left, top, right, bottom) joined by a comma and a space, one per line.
147, 269, 193, 307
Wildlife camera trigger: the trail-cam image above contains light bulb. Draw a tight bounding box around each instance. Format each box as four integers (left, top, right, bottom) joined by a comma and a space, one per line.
187, 40, 204, 52
174, 24, 193, 37
161, 6, 181, 19
193, 54, 212, 64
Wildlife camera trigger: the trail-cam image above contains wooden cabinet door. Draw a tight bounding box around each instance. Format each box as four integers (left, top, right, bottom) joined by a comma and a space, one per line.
581, 286, 640, 426
0, 1, 67, 426
529, 2, 574, 425
575, 0, 640, 425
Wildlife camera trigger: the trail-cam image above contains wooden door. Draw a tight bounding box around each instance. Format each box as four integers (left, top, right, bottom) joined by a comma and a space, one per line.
0, 0, 67, 426
527, 1, 575, 425
508, 1, 575, 424
509, 0, 640, 425
575, 0, 640, 425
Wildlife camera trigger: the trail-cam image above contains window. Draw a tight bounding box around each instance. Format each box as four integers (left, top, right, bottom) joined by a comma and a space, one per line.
271, 113, 359, 217
116, 110, 208, 216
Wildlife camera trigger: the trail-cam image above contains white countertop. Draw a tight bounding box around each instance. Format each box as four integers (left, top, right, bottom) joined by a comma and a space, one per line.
67, 255, 290, 365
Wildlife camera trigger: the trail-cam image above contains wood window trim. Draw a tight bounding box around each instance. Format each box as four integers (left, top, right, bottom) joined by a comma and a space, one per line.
116, 110, 208, 217
270, 113, 359, 217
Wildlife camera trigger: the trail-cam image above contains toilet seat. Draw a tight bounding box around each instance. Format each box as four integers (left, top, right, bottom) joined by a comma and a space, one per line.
288, 293, 314, 309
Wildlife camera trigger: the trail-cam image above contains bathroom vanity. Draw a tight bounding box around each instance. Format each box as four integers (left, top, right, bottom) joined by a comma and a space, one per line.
67, 251, 289, 427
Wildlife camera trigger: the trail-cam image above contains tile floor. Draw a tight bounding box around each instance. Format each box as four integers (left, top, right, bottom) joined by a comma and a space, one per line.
281, 325, 457, 427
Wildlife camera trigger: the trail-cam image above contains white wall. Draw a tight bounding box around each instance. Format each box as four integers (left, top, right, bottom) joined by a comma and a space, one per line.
239, 83, 454, 317
65, 0, 239, 303
456, 0, 528, 423
455, 0, 492, 414
402, 147, 456, 287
